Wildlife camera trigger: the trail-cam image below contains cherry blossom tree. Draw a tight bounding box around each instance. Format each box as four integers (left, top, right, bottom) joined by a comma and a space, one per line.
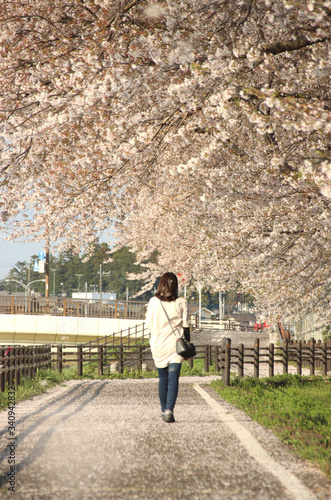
0, 0, 330, 323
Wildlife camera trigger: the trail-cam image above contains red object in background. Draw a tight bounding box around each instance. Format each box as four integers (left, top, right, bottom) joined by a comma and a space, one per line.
264, 320, 271, 328
177, 273, 186, 284
254, 322, 258, 330
5, 347, 12, 356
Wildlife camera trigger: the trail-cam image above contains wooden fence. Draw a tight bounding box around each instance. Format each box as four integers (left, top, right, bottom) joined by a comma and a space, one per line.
50, 336, 331, 386
1, 336, 330, 392
0, 345, 52, 391
227, 337, 331, 382
0, 295, 147, 319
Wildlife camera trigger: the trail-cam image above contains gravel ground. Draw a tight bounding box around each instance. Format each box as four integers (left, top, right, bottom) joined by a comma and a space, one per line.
191, 328, 272, 348
0, 377, 330, 500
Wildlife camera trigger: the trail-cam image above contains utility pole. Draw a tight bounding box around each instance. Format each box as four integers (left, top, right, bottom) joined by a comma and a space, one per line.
219, 290, 226, 321
45, 239, 49, 298
75, 274, 84, 293
97, 264, 111, 302
99, 264, 102, 302
28, 260, 31, 285
198, 283, 202, 328
219, 290, 222, 324
50, 269, 57, 296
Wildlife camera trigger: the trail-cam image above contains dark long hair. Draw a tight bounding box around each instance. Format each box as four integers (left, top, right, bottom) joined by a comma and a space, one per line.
155, 272, 178, 302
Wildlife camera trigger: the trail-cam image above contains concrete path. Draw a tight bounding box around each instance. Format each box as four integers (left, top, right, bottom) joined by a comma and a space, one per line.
0, 377, 330, 499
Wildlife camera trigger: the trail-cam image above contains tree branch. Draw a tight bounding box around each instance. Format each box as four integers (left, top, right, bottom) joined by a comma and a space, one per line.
106, 0, 141, 30
263, 35, 330, 55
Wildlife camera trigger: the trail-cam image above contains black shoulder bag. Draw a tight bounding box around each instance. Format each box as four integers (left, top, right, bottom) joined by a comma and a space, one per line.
159, 300, 196, 359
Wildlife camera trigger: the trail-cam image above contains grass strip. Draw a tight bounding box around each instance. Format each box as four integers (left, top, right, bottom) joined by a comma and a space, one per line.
211, 374, 331, 479
0, 367, 78, 411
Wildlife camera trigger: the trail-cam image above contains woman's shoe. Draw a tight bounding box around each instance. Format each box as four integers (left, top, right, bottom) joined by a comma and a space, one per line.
163, 410, 175, 422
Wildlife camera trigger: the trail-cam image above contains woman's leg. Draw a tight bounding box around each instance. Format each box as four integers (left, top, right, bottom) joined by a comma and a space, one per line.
165, 363, 182, 412
157, 366, 169, 413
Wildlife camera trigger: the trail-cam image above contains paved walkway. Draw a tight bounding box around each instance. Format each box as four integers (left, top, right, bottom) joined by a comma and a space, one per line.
0, 377, 330, 499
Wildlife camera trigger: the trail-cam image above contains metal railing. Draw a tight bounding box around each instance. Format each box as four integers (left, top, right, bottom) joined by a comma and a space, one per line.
0, 295, 147, 319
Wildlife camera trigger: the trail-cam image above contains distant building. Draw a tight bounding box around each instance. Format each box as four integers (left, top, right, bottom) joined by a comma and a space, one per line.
223, 312, 256, 327
72, 292, 117, 301
190, 305, 217, 323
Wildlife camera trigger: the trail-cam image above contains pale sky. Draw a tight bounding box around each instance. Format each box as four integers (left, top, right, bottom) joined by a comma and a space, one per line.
0, 232, 114, 277
0, 234, 44, 276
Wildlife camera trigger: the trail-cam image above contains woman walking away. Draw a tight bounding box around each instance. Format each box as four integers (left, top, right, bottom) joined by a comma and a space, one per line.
146, 272, 190, 423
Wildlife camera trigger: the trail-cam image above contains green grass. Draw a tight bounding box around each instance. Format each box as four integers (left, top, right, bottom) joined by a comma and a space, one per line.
82, 356, 219, 378
181, 358, 220, 376
211, 374, 331, 478
0, 367, 78, 411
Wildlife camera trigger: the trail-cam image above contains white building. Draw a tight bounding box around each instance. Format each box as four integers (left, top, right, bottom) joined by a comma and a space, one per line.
72, 292, 117, 301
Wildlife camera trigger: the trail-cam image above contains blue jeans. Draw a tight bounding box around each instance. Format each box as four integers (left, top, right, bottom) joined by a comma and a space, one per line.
157, 363, 182, 413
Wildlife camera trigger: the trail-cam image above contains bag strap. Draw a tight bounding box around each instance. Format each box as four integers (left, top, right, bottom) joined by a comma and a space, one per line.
159, 299, 180, 339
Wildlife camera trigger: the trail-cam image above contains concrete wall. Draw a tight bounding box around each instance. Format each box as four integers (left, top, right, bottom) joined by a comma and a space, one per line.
0, 314, 147, 345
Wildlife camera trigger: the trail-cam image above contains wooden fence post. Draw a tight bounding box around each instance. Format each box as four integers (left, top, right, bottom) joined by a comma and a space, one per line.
283, 339, 288, 374
118, 345, 123, 374
138, 345, 143, 370
297, 340, 302, 375
238, 343, 244, 378
57, 345, 63, 373
48, 346, 52, 370
98, 346, 103, 376
35, 347, 39, 376
222, 338, 231, 386
4, 348, 9, 388
214, 346, 220, 373
29, 347, 34, 379
77, 345, 83, 376
321, 341, 327, 376
254, 338, 259, 378
0, 348, 5, 392
15, 347, 20, 386
309, 337, 315, 376
12, 347, 17, 386
26, 347, 30, 377
32, 347, 36, 378
20, 346, 25, 379
35, 347, 39, 375
11, 347, 15, 386
268, 343, 274, 378
204, 346, 209, 372
8, 348, 14, 387
23, 347, 27, 380
21, 347, 25, 378
28, 347, 32, 377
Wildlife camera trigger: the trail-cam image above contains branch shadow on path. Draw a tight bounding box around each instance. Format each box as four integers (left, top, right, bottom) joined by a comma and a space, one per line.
0, 381, 107, 488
